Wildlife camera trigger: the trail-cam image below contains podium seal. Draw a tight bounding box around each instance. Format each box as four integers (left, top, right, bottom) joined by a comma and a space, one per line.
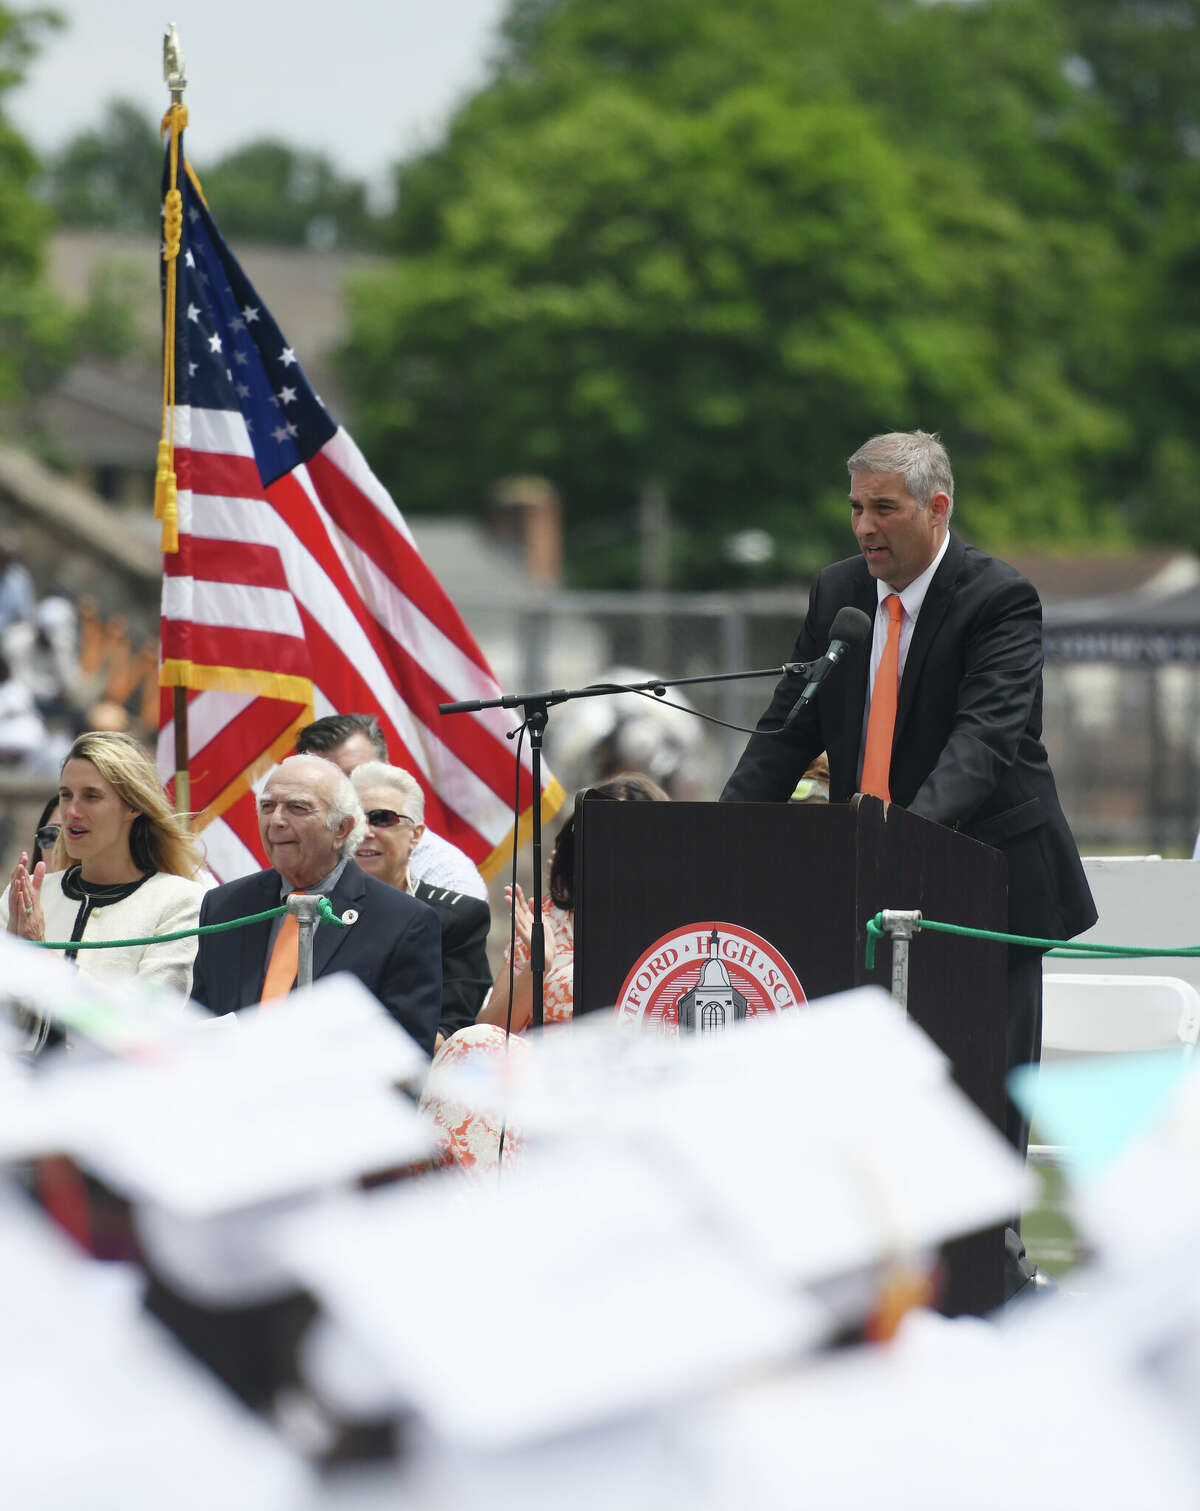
615, 921, 806, 1033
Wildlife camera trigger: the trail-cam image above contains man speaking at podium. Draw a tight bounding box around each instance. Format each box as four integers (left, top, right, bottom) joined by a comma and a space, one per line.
721, 430, 1096, 1157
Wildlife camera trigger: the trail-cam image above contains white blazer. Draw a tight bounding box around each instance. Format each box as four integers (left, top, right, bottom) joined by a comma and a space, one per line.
0, 870, 207, 996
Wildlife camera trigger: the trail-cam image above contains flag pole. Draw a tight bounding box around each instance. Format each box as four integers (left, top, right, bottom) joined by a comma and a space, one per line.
161, 23, 190, 819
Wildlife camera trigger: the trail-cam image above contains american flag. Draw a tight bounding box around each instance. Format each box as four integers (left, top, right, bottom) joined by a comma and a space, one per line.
157, 150, 562, 881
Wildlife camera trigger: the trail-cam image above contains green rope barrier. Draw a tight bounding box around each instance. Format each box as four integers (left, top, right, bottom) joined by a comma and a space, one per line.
34, 895, 349, 952
865, 914, 886, 971
864, 910, 1200, 971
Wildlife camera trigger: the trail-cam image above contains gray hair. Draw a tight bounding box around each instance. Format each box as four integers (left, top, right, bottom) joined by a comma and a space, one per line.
262, 754, 367, 859
847, 430, 955, 517
350, 760, 426, 825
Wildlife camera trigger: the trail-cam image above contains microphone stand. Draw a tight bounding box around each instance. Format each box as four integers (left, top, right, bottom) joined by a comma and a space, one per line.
439, 661, 812, 1029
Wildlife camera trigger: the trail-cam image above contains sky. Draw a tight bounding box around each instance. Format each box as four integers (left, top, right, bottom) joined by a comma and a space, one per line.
9, 0, 511, 189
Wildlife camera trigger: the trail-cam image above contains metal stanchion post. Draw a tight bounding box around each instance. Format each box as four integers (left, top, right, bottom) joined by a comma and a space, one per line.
286, 894, 324, 989
880, 909, 922, 1013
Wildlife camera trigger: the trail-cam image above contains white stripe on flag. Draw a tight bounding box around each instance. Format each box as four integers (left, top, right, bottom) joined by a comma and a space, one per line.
162, 577, 305, 638
179, 405, 257, 459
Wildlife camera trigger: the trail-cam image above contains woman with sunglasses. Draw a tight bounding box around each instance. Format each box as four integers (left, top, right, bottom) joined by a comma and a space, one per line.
350, 761, 491, 1045
30, 796, 61, 871
2, 731, 207, 1001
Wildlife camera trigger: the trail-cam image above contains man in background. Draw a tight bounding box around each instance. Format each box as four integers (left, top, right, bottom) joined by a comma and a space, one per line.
296, 713, 487, 901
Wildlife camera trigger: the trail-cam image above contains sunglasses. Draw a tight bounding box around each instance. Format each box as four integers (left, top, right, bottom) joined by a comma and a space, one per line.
36, 825, 60, 849
364, 809, 416, 829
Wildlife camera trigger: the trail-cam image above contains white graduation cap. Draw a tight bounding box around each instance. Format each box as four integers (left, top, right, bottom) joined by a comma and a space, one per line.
0, 1182, 312, 1510
1013, 1049, 1200, 1274
277, 989, 1025, 1450
279, 1141, 825, 1449
677, 1304, 1200, 1511
12, 971, 432, 1212
0, 928, 204, 1056
428, 988, 1026, 1290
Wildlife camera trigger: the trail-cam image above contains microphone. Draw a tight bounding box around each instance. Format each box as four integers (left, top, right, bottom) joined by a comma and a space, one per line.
783, 606, 872, 726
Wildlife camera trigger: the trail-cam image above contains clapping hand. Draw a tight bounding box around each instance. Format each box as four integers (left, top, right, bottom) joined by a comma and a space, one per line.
7, 852, 45, 942
505, 882, 556, 971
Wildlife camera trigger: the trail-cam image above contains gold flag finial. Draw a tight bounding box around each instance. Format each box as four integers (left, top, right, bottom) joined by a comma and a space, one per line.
163, 22, 187, 102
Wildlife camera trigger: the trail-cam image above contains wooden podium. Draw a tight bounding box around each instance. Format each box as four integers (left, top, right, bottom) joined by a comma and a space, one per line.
573, 794, 1010, 1315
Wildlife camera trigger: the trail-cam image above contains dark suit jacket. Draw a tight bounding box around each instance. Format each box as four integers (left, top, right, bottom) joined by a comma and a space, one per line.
414, 878, 491, 1038
722, 536, 1096, 942
190, 861, 443, 1054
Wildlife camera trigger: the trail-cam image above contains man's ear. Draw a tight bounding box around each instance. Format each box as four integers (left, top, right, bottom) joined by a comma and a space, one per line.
929, 490, 951, 525
411, 821, 426, 847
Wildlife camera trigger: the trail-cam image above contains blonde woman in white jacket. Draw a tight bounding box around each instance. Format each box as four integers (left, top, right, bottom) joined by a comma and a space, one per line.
3, 731, 207, 1001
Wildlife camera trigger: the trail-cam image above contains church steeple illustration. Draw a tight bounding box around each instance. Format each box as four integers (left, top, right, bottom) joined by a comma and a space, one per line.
676, 926, 747, 1033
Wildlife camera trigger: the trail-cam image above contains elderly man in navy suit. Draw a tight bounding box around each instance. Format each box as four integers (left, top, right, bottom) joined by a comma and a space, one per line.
190, 754, 441, 1054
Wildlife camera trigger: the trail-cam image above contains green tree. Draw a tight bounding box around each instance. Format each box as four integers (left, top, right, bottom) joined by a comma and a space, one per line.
45, 100, 377, 247
344, 0, 1135, 585
0, 6, 72, 404
195, 139, 373, 248
1054, 1, 1200, 550
44, 97, 161, 230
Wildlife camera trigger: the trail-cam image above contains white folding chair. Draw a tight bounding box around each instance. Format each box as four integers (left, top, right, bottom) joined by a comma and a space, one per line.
1029, 973, 1200, 1171
1041, 972, 1200, 1061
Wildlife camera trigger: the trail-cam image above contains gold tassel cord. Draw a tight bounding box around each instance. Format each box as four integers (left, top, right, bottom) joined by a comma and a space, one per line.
156, 102, 188, 555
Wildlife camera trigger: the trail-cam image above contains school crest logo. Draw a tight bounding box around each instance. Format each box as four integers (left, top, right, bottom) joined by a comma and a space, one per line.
615, 923, 806, 1033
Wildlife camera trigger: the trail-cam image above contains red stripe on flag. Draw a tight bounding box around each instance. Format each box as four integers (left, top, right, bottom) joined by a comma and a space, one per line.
163, 536, 291, 592
217, 788, 268, 869
161, 621, 311, 679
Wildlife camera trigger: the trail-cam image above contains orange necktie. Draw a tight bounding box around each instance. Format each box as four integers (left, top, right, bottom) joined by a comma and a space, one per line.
861, 594, 902, 800
260, 910, 299, 1005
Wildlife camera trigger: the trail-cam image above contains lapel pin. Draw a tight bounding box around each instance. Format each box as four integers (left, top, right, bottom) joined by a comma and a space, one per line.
341, 909, 359, 925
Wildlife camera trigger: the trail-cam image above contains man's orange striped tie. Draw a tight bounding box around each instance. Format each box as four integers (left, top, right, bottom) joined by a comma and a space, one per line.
861, 594, 903, 800
260, 910, 299, 1007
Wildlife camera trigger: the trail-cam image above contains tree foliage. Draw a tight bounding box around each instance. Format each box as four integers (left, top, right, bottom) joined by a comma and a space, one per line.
343, 0, 1200, 584
43, 97, 161, 230
200, 139, 374, 248
0, 6, 71, 404
43, 100, 378, 248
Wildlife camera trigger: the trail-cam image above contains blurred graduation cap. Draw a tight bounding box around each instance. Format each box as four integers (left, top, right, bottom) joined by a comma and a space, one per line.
0, 973, 436, 1316
0, 1182, 312, 1509
1012, 1049, 1200, 1273
280, 1143, 824, 1450
377, 1298, 1200, 1511
0, 971, 433, 1212
278, 989, 1025, 1449
0, 929, 204, 1057
429, 988, 1025, 1294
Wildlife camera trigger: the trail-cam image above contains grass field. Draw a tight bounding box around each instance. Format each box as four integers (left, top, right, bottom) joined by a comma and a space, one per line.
1023, 1159, 1088, 1283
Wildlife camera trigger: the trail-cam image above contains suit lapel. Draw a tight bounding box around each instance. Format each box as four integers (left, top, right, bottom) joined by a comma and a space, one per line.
313, 862, 366, 977
894, 535, 965, 742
